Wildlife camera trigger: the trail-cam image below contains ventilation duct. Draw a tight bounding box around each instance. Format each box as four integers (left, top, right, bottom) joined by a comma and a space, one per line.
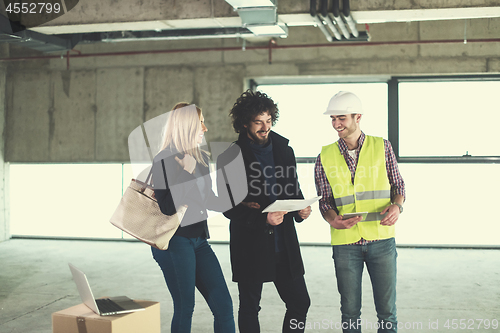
225, 0, 288, 37
0, 15, 79, 53
0, 29, 79, 53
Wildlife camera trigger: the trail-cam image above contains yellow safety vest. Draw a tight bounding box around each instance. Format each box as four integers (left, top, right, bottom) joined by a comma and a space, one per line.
320, 135, 394, 245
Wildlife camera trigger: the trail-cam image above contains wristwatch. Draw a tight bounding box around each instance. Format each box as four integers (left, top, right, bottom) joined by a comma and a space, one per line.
392, 203, 403, 214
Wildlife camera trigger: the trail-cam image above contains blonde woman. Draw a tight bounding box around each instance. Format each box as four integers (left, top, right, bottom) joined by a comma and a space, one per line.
151, 103, 235, 333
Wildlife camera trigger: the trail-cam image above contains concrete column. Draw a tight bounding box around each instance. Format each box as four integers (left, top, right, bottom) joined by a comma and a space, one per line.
0, 66, 9, 242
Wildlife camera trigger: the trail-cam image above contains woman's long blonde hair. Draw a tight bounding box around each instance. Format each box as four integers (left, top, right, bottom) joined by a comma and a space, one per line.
159, 102, 208, 166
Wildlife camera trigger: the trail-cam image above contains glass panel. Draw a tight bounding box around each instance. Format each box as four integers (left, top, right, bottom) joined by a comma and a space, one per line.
399, 81, 500, 157
259, 83, 388, 158
10, 164, 124, 238
396, 163, 500, 246
207, 214, 231, 242
12, 161, 495, 246
294, 162, 500, 247
294, 163, 331, 244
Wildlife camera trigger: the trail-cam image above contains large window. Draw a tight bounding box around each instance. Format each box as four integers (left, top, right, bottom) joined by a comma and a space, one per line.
399, 79, 500, 158
10, 164, 125, 238
9, 163, 232, 241
258, 83, 388, 158
395, 77, 500, 247
396, 163, 500, 246
257, 78, 500, 247
9, 77, 500, 247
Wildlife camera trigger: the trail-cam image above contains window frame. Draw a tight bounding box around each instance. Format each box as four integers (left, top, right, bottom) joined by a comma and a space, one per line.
390, 75, 500, 164
252, 74, 500, 165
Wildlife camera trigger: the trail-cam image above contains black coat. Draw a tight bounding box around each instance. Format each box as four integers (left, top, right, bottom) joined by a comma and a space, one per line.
218, 131, 306, 283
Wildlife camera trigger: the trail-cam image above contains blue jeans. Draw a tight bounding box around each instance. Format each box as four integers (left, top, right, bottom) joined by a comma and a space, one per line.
332, 238, 398, 333
151, 236, 235, 333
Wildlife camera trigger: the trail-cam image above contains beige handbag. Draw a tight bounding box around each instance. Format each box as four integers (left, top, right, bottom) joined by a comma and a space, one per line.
110, 169, 187, 250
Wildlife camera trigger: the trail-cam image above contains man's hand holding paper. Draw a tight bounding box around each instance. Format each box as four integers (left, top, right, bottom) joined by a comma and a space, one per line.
262, 196, 321, 213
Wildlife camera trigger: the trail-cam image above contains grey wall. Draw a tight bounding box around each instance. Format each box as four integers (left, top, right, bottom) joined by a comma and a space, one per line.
5, 20, 500, 162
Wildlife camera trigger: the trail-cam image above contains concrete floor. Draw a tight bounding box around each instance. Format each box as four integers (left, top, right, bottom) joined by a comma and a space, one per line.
0, 239, 499, 333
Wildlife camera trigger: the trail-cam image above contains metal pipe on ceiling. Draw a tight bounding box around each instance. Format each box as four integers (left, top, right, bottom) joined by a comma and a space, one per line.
343, 0, 359, 37
320, 0, 342, 40
331, 0, 350, 39
2, 38, 500, 63
310, 0, 333, 42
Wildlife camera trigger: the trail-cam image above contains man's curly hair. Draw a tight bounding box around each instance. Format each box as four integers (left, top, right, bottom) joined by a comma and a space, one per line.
229, 89, 279, 133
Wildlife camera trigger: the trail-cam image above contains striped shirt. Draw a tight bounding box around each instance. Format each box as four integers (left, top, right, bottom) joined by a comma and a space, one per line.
314, 132, 406, 245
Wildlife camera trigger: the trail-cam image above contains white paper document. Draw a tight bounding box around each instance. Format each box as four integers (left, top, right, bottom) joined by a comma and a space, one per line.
262, 196, 322, 213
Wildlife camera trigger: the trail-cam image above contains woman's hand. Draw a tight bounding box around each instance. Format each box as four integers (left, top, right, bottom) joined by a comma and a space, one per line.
175, 154, 196, 174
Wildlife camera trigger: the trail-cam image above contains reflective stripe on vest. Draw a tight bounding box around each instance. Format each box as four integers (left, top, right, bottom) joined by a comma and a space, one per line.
335, 190, 391, 207
320, 135, 395, 245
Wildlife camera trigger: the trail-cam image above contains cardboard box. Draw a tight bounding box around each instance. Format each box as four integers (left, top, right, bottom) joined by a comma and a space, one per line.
52, 300, 160, 333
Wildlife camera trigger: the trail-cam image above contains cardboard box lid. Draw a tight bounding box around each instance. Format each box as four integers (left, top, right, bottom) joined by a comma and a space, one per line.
52, 300, 160, 333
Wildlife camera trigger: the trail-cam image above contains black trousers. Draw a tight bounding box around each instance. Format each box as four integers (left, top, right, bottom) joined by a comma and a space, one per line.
237, 254, 310, 333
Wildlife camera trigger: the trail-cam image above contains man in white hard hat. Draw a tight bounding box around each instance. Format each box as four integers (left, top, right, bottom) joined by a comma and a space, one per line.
314, 91, 405, 333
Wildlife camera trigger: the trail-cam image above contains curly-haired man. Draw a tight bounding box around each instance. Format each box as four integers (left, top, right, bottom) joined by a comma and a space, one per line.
217, 89, 311, 333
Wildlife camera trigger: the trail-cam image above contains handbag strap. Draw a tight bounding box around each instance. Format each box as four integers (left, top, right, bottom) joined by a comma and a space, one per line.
220, 141, 239, 208
220, 166, 235, 208
144, 167, 153, 186
141, 124, 155, 161
140, 124, 155, 192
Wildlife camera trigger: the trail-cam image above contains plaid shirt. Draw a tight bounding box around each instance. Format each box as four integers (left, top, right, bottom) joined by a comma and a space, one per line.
315, 132, 406, 245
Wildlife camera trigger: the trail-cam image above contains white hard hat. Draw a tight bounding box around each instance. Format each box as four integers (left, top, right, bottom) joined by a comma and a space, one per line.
324, 91, 363, 115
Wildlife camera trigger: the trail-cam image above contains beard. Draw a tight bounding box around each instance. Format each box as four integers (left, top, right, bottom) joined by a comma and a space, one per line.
247, 129, 270, 145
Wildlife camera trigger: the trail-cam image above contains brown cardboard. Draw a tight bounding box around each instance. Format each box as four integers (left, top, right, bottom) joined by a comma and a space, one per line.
52, 300, 160, 333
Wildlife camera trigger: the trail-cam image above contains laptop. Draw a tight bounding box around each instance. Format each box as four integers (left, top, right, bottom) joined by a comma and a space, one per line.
68, 263, 145, 316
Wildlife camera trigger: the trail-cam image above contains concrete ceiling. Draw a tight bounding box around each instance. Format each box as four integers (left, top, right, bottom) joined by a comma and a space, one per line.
18, 0, 500, 36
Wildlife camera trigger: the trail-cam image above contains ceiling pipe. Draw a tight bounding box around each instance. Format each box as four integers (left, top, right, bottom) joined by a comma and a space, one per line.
268, 38, 276, 64
310, 0, 333, 42
100, 27, 254, 42
320, 0, 342, 40
342, 0, 359, 37
331, 0, 350, 39
3, 38, 500, 63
